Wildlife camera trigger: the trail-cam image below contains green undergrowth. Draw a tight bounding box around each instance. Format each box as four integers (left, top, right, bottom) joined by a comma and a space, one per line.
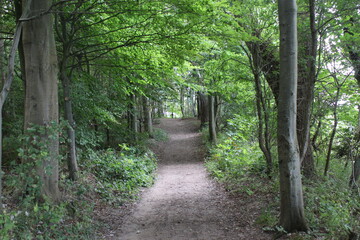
1, 125, 158, 239
205, 130, 268, 183
85, 145, 157, 205
1, 135, 95, 239
302, 164, 360, 239
205, 129, 360, 239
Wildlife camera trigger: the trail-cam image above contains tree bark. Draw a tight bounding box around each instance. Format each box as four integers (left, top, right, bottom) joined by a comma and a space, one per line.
297, 0, 317, 177
208, 95, 217, 144
58, 14, 78, 181
60, 66, 78, 181
349, 155, 360, 188
142, 96, 153, 137
129, 94, 138, 140
14, 0, 26, 88
245, 3, 317, 177
192, 90, 197, 117
0, 37, 5, 88
277, 0, 308, 232
247, 41, 273, 176
324, 87, 340, 176
198, 92, 209, 127
180, 86, 185, 117
157, 101, 163, 118
22, 0, 60, 202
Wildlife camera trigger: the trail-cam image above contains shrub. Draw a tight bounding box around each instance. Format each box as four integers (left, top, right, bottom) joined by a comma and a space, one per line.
205, 131, 265, 181
86, 145, 157, 204
1, 124, 94, 239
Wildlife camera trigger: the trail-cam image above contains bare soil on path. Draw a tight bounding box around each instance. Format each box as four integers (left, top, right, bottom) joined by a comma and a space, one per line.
99, 118, 273, 240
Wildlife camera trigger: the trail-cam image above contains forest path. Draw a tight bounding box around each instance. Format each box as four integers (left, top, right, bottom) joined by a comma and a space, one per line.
113, 118, 271, 240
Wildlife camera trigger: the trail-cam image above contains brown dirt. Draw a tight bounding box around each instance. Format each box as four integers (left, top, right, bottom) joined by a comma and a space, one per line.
97, 118, 273, 240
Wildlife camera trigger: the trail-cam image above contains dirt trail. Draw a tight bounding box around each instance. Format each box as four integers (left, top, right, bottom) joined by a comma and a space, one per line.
113, 118, 271, 240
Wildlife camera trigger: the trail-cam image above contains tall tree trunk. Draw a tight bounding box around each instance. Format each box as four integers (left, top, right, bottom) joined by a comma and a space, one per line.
59, 15, 78, 181
247, 41, 273, 176
61, 71, 78, 180
208, 95, 217, 144
142, 96, 153, 137
297, 0, 317, 177
311, 118, 322, 151
324, 81, 341, 176
192, 90, 197, 117
22, 0, 60, 202
214, 95, 221, 132
180, 86, 185, 118
198, 92, 209, 127
277, 0, 308, 232
14, 0, 26, 88
349, 155, 360, 188
157, 101, 163, 118
244, 2, 317, 177
129, 94, 138, 140
0, 38, 5, 88
196, 93, 201, 120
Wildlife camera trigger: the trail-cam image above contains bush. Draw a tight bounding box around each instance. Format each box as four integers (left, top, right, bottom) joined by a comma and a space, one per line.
1, 124, 94, 239
205, 131, 266, 182
86, 145, 157, 204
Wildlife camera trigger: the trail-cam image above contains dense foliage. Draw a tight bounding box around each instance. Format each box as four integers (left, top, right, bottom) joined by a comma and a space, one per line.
0, 0, 359, 238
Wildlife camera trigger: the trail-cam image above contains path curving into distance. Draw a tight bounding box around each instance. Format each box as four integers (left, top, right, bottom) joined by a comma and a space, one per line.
115, 118, 271, 240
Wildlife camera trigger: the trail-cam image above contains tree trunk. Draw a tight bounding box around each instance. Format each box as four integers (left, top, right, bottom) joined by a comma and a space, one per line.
61, 67, 78, 181
0, 38, 4, 205
157, 101, 163, 118
247, 41, 273, 176
197, 93, 201, 120
129, 94, 138, 139
277, 0, 308, 232
198, 92, 209, 127
311, 119, 322, 151
0, 38, 5, 88
297, 0, 317, 177
142, 96, 153, 137
22, 0, 60, 202
324, 85, 340, 176
245, 1, 317, 177
192, 90, 197, 117
180, 86, 185, 118
349, 157, 360, 188
208, 95, 217, 144
58, 13, 78, 181
214, 95, 221, 132
14, 0, 26, 88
